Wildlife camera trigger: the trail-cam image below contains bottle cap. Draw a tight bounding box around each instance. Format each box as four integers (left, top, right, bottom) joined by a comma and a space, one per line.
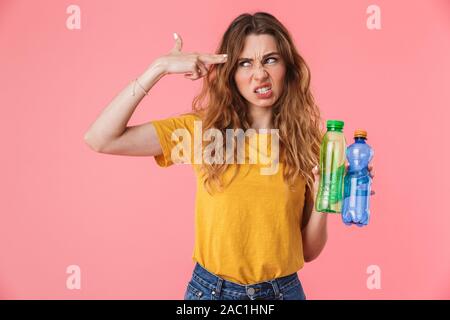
326, 120, 344, 129
354, 129, 367, 138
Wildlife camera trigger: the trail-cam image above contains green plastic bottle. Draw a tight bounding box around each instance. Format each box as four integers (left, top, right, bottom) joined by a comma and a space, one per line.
315, 120, 347, 213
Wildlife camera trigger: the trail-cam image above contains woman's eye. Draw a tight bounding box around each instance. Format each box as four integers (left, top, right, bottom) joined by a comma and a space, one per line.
238, 57, 277, 67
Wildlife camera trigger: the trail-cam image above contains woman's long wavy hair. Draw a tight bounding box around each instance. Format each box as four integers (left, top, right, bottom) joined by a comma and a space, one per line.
187, 12, 324, 196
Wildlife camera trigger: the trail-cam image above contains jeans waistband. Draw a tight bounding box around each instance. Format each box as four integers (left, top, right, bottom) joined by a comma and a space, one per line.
191, 262, 300, 299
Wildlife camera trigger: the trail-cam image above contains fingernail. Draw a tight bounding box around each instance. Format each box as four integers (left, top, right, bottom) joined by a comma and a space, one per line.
222, 54, 228, 58
173, 32, 178, 40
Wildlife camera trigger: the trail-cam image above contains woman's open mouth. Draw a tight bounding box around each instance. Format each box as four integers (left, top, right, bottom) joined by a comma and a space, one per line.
254, 86, 273, 99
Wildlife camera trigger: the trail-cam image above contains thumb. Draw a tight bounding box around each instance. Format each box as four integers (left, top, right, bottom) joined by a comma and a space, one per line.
312, 165, 319, 175
171, 32, 183, 53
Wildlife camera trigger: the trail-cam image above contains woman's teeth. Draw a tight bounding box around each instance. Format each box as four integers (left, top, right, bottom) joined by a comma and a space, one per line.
255, 87, 271, 93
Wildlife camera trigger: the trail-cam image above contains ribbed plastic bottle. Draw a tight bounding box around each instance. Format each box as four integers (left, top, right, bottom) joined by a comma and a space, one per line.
315, 120, 346, 213
341, 129, 374, 227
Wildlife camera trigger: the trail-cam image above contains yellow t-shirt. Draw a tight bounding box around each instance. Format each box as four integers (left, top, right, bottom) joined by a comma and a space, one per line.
150, 113, 306, 285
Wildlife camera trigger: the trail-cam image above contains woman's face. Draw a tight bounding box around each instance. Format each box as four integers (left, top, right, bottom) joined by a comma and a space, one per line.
234, 34, 286, 110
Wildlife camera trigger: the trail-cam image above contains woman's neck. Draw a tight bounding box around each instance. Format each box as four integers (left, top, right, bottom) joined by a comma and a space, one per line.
248, 105, 274, 132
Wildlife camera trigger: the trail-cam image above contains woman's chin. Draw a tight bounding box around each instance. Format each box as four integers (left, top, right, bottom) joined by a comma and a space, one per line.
251, 98, 276, 108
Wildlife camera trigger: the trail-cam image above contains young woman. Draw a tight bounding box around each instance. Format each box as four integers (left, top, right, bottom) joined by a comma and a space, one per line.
84, 12, 375, 300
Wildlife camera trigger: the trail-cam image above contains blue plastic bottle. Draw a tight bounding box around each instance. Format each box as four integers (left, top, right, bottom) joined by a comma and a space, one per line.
342, 130, 374, 227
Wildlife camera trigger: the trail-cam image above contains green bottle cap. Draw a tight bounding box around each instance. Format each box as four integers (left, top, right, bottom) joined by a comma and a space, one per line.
326, 120, 344, 129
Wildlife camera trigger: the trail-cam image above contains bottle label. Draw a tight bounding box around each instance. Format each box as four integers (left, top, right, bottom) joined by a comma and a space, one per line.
344, 175, 371, 197
320, 164, 345, 204
328, 164, 345, 203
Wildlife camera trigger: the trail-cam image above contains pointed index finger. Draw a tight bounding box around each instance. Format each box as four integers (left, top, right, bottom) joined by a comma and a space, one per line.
199, 54, 228, 64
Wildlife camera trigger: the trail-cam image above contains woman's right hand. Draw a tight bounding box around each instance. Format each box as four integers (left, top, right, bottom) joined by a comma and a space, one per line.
155, 32, 228, 80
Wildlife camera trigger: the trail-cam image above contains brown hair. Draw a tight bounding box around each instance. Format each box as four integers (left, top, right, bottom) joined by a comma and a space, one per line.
187, 12, 323, 195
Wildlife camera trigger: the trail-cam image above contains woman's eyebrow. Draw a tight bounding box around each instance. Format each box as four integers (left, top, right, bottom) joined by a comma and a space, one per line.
238, 52, 280, 62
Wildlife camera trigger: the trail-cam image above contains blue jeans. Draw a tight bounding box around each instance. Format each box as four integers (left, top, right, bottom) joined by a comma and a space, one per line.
184, 262, 306, 300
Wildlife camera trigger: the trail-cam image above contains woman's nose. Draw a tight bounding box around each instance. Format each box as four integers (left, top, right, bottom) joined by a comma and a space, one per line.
253, 65, 269, 79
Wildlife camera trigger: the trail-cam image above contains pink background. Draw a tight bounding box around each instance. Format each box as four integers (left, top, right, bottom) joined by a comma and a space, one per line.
1, 0, 449, 299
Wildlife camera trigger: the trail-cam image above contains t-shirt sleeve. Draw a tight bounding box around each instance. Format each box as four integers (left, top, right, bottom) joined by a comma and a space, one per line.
150, 113, 198, 167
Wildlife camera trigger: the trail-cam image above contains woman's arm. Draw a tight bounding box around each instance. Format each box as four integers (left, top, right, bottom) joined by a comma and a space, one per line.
84, 33, 228, 156
300, 164, 375, 262
83, 60, 167, 154
301, 181, 328, 263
